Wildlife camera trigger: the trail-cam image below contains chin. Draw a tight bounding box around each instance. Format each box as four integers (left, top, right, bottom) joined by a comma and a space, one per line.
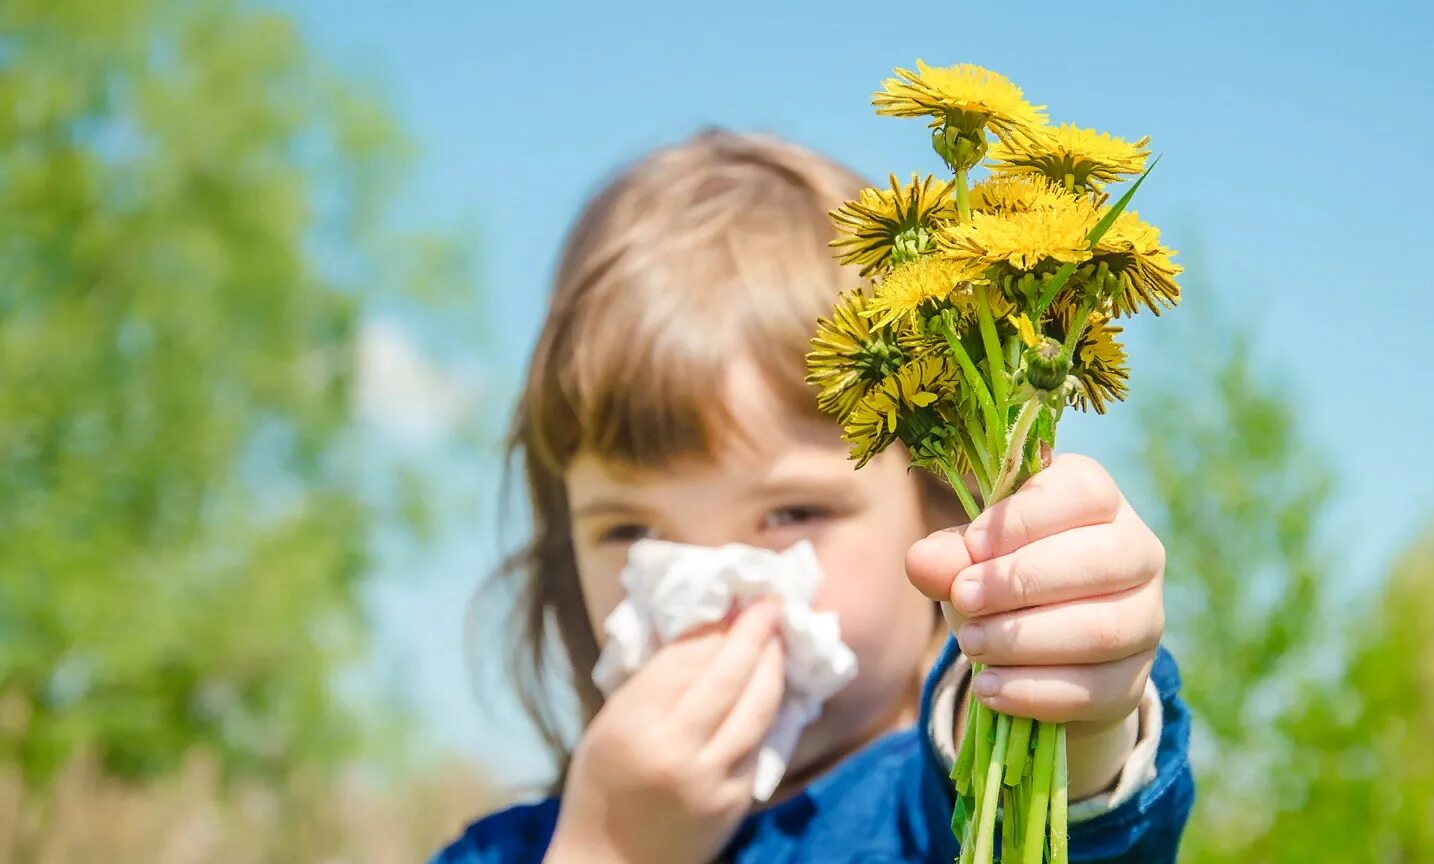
785, 691, 910, 782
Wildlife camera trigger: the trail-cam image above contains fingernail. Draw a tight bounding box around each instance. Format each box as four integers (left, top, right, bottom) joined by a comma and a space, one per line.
973, 670, 1001, 698
954, 579, 985, 613
963, 522, 992, 562
959, 623, 985, 655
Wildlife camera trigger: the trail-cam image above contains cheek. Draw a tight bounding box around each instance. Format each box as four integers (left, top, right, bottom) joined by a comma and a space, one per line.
812, 489, 937, 682
573, 546, 626, 647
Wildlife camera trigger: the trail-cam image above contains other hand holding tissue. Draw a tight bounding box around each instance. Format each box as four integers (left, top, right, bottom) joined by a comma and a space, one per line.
591, 539, 859, 802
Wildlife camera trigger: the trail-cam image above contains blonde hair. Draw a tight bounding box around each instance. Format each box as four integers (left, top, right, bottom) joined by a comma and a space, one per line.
490, 129, 899, 782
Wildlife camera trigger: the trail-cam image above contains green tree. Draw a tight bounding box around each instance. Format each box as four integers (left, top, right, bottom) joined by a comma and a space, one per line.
1235, 523, 1434, 862
1135, 306, 1337, 858
0, 0, 470, 784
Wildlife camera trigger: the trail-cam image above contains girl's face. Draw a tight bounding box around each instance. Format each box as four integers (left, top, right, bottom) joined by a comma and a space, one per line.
566, 357, 945, 778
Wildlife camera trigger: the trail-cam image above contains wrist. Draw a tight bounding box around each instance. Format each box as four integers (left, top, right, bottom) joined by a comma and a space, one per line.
1064, 708, 1138, 799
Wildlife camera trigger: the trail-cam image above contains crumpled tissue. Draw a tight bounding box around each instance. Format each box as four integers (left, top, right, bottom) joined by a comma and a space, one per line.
591, 538, 858, 801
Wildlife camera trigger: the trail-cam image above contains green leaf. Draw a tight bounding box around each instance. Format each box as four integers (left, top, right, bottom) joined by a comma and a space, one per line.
1033, 156, 1161, 316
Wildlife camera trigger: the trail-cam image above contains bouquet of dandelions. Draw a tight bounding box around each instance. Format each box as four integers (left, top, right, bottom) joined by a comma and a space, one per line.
805, 62, 1181, 864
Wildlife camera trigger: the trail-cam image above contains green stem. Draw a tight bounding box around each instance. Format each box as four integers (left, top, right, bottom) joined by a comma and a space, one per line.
1023, 722, 1057, 864
952, 683, 978, 795
958, 420, 994, 498
939, 455, 982, 524
938, 312, 1004, 463
988, 396, 1041, 505
973, 714, 1011, 864
1003, 715, 1034, 785
975, 288, 1007, 410
961, 806, 976, 864
1050, 725, 1069, 864
1001, 784, 1018, 863
955, 166, 972, 222
1009, 774, 1029, 860
964, 693, 992, 864
972, 691, 992, 804
1062, 296, 1096, 355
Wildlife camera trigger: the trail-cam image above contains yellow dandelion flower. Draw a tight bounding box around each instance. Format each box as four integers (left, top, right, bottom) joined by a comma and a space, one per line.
863, 255, 975, 329
969, 174, 1073, 215
1091, 210, 1182, 316
806, 289, 912, 423
841, 354, 958, 467
830, 174, 957, 276
936, 200, 1096, 276
1050, 302, 1130, 413
873, 61, 1048, 141
842, 402, 899, 468
889, 352, 959, 409
990, 123, 1151, 193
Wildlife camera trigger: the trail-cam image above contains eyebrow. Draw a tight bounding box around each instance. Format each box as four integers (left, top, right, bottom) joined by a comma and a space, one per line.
570, 498, 645, 520
749, 475, 860, 503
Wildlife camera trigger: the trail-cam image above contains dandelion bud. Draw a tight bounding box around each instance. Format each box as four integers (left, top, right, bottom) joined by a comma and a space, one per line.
891, 227, 930, 266
931, 127, 955, 166
1024, 337, 1071, 391
931, 124, 987, 171
1016, 272, 1040, 305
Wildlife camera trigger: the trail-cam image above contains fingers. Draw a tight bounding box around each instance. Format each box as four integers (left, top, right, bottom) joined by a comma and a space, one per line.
906, 526, 973, 602
905, 454, 1130, 607
672, 600, 782, 735
970, 650, 1155, 724
705, 637, 785, 765
962, 454, 1121, 562
948, 501, 1164, 617
957, 578, 1163, 667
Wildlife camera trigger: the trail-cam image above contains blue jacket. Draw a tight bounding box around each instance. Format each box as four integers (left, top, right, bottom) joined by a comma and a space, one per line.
431, 638, 1193, 863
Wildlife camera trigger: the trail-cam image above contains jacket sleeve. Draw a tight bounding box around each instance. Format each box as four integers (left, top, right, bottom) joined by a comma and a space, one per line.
919, 638, 1195, 863
428, 797, 561, 864
1067, 646, 1195, 863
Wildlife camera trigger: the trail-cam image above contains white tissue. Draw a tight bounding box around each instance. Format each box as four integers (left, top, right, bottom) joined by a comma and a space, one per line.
591, 539, 858, 802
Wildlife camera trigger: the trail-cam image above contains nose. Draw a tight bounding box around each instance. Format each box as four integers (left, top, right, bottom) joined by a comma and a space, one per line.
657, 515, 759, 551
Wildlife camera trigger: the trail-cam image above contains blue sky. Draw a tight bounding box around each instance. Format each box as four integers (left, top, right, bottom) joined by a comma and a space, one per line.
283, 0, 1434, 786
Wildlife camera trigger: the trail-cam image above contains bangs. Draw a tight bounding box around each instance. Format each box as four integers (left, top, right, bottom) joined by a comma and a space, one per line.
522, 134, 868, 473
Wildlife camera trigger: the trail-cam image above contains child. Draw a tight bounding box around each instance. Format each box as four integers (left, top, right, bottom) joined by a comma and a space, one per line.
433, 130, 1192, 863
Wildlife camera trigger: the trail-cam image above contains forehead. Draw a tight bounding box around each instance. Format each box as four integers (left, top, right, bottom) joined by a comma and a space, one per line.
569, 356, 851, 490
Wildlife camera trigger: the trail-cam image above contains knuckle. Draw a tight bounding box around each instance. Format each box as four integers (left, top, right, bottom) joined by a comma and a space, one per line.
1005, 556, 1038, 608
1147, 603, 1166, 645
1150, 532, 1168, 577
1063, 454, 1119, 517
1067, 677, 1098, 714
1090, 611, 1127, 654
645, 750, 689, 790
1091, 527, 1127, 572
686, 783, 733, 819
1083, 476, 1121, 521
1007, 504, 1035, 547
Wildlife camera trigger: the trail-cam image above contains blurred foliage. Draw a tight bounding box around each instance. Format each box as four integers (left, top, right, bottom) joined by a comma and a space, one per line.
1137, 295, 1434, 860
1237, 523, 1434, 862
0, 746, 498, 863
0, 0, 474, 788
1139, 325, 1333, 855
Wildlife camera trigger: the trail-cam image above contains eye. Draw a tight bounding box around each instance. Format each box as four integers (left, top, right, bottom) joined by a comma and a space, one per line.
597, 523, 653, 545
761, 505, 832, 531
